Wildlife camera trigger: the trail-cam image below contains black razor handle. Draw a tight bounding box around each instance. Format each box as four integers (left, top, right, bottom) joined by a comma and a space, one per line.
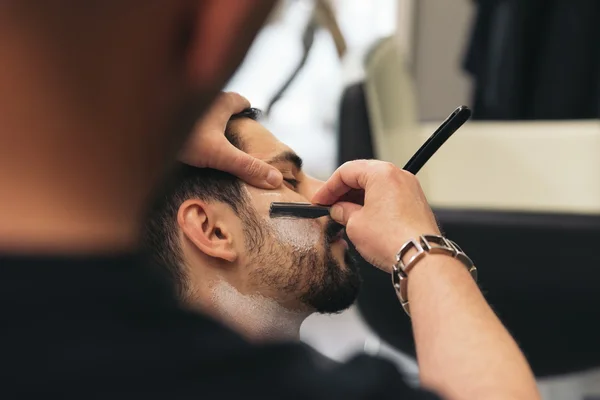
269, 202, 331, 219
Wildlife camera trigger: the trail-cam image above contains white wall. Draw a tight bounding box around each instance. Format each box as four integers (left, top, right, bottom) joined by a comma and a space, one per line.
411, 0, 475, 121
226, 0, 398, 180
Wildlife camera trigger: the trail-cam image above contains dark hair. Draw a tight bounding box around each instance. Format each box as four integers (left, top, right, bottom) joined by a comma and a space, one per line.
143, 108, 261, 297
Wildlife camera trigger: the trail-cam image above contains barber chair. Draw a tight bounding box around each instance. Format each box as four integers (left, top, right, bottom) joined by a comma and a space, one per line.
339, 37, 600, 377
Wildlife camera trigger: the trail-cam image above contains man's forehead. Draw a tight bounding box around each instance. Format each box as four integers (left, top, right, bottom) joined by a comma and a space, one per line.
230, 118, 293, 161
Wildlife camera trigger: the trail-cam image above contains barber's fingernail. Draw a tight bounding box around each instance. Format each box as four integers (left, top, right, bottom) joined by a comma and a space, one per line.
266, 170, 283, 188
330, 204, 342, 221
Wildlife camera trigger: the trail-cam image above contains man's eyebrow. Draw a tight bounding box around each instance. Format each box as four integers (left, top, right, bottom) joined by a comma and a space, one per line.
266, 151, 303, 171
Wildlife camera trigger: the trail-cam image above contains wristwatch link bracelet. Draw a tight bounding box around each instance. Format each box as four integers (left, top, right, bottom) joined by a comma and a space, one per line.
392, 234, 477, 316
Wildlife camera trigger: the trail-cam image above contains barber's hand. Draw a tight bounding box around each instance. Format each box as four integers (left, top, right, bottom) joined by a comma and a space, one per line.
312, 160, 440, 272
179, 92, 283, 189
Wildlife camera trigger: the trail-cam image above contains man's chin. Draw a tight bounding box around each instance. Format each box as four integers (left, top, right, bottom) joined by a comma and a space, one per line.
301, 261, 362, 314
308, 284, 361, 314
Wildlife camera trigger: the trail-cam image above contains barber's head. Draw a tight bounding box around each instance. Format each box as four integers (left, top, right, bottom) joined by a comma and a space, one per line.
2, 0, 276, 137
0, 1, 278, 236
145, 110, 361, 321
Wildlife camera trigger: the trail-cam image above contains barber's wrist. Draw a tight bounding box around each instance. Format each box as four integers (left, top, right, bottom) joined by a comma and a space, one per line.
390, 234, 477, 316
408, 254, 472, 282
407, 255, 480, 309
381, 231, 441, 273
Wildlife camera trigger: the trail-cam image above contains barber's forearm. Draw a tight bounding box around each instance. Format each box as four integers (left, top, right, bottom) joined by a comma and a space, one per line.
408, 256, 540, 400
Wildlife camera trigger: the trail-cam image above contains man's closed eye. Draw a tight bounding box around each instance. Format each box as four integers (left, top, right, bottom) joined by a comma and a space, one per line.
283, 178, 299, 189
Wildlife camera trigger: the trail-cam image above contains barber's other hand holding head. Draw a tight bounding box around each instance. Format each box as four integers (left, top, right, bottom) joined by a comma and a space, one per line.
179, 92, 283, 189
312, 160, 440, 272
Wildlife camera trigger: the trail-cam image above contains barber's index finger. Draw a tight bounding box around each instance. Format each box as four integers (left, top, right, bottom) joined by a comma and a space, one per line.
312, 160, 371, 205
211, 92, 251, 121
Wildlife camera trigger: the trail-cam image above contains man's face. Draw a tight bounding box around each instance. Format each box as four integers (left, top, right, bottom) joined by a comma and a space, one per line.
228, 118, 361, 314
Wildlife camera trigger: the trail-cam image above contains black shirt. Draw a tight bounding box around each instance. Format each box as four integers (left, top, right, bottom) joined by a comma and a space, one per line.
0, 253, 441, 399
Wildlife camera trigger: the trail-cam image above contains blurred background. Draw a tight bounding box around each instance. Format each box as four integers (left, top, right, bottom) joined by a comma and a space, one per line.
226, 1, 600, 399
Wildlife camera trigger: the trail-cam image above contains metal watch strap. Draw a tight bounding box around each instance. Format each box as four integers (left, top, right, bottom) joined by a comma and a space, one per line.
391, 234, 477, 316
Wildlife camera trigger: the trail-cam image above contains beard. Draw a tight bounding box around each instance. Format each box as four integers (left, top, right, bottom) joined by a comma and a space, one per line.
298, 221, 362, 313
245, 212, 362, 314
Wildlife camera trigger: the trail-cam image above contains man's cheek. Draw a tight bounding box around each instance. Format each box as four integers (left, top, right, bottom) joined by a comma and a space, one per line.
244, 185, 323, 250
244, 186, 283, 212
266, 218, 321, 253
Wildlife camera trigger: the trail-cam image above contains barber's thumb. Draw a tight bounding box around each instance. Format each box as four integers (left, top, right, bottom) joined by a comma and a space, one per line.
330, 202, 362, 225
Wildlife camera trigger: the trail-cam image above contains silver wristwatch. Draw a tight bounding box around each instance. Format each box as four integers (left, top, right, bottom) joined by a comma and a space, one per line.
392, 234, 477, 316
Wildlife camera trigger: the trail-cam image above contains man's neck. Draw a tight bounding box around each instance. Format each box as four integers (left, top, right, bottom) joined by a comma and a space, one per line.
198, 280, 310, 342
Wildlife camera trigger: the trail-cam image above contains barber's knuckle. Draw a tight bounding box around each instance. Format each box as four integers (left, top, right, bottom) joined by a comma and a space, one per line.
346, 220, 357, 236
215, 92, 229, 104
401, 170, 420, 186
245, 158, 263, 177
225, 95, 236, 109
340, 160, 359, 172
229, 93, 241, 105
385, 161, 399, 170
375, 162, 398, 177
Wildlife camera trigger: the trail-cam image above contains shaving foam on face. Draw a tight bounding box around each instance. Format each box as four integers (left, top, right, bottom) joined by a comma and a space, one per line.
247, 188, 322, 252
267, 218, 320, 253
210, 280, 306, 342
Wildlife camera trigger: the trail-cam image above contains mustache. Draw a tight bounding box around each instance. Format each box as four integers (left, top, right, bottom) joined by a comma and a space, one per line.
324, 220, 345, 243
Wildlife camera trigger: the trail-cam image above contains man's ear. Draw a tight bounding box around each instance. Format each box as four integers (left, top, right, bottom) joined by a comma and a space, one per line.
177, 199, 238, 263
